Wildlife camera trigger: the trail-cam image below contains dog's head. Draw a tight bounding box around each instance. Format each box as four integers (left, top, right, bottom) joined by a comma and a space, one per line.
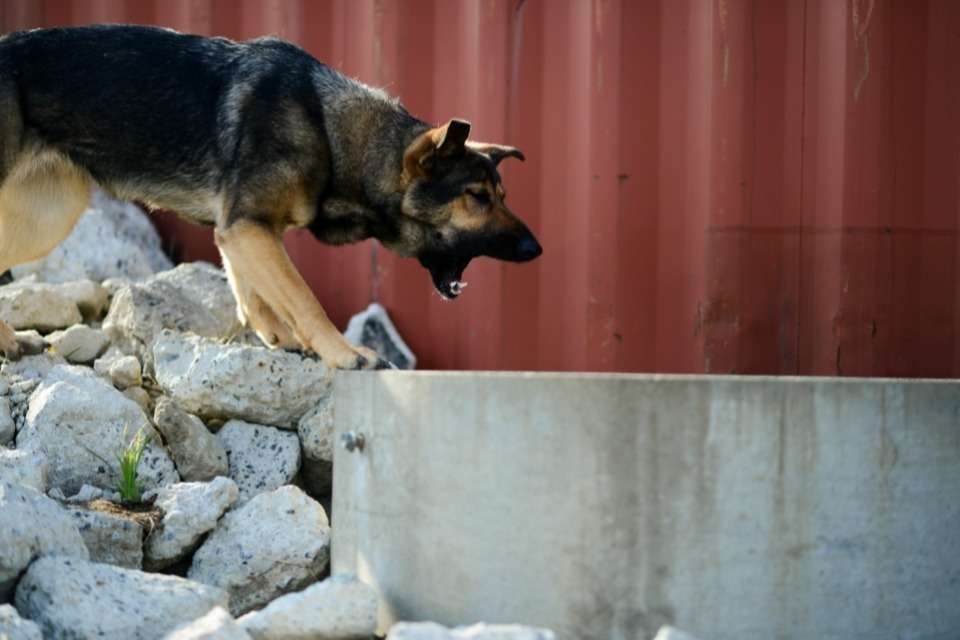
395, 119, 541, 299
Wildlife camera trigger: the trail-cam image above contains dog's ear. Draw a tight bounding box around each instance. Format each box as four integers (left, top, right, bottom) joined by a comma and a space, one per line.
402, 119, 472, 185
436, 119, 471, 155
468, 142, 525, 166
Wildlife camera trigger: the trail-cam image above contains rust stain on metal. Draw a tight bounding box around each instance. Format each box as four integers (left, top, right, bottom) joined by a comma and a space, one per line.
718, 0, 730, 88
851, 0, 875, 101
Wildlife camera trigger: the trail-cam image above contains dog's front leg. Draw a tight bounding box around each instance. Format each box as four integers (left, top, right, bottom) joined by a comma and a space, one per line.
214, 220, 380, 370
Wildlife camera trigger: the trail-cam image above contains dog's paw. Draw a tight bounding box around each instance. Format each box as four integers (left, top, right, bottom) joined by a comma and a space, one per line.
373, 357, 397, 370
344, 346, 383, 371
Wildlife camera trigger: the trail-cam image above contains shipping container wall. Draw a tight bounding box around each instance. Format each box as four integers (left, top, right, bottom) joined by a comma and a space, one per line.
2, 0, 958, 375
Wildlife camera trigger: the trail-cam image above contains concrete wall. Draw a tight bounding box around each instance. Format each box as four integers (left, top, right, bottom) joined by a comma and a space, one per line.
331, 373, 960, 640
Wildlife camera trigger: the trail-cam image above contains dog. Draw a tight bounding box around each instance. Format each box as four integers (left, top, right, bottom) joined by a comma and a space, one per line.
0, 24, 541, 368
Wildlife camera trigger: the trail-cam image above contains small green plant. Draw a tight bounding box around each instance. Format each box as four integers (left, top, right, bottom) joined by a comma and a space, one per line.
116, 427, 149, 504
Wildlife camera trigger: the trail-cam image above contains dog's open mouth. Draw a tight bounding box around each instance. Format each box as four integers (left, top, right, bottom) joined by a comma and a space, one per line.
420, 254, 472, 300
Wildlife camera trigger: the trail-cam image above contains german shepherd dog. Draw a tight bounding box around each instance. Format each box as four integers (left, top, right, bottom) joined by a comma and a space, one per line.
0, 25, 541, 368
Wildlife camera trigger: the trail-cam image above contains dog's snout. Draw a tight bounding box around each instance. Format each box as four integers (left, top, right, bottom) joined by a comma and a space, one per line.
516, 234, 542, 261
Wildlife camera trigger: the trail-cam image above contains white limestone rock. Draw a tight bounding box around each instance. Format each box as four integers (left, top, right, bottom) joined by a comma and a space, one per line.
238, 574, 377, 640
652, 627, 705, 640
14, 555, 228, 640
0, 482, 88, 601
216, 420, 300, 504
153, 331, 332, 428
188, 486, 330, 616
387, 623, 557, 640
164, 607, 252, 640
296, 402, 334, 497
0, 604, 42, 640
65, 504, 144, 569
47, 323, 110, 363
0, 448, 48, 492
0, 397, 13, 445
145, 478, 239, 570
52, 279, 110, 319
153, 398, 228, 482
0, 284, 81, 332
15, 364, 178, 495
12, 330, 47, 356
94, 348, 143, 389
103, 262, 239, 369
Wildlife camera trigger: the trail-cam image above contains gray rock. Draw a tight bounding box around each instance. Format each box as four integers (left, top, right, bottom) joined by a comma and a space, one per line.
0, 449, 48, 492
153, 398, 229, 482
11, 191, 173, 284
103, 263, 239, 369
0, 284, 81, 332
652, 627, 704, 640
297, 403, 335, 496
65, 484, 105, 503
12, 330, 47, 356
297, 402, 335, 464
0, 482, 89, 601
1, 353, 64, 384
238, 574, 377, 640
217, 420, 300, 504
65, 505, 144, 569
145, 478, 239, 570
123, 385, 154, 412
16, 365, 178, 495
53, 279, 110, 320
164, 607, 252, 640
386, 624, 557, 640
344, 302, 415, 369
47, 324, 110, 363
94, 349, 143, 389
0, 397, 13, 445
0, 604, 42, 640
14, 555, 228, 640
153, 331, 331, 428
3, 375, 44, 436
188, 485, 330, 616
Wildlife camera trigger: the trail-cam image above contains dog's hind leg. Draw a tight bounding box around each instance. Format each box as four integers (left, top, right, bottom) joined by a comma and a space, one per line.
215, 220, 379, 369
0, 150, 91, 358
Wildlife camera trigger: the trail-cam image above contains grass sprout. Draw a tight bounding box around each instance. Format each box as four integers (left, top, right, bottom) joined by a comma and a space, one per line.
116, 426, 149, 504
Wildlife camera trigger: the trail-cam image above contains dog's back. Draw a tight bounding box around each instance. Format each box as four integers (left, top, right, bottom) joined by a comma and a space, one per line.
0, 26, 333, 222
1, 26, 242, 217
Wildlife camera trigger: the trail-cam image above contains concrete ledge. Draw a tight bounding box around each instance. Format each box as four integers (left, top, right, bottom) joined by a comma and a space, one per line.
332, 373, 960, 640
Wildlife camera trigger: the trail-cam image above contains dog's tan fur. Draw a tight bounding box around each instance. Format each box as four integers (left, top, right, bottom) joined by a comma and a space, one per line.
0, 150, 92, 357
215, 221, 377, 367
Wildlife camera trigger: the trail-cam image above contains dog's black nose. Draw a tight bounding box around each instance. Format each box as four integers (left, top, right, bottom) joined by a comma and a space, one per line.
516, 235, 542, 261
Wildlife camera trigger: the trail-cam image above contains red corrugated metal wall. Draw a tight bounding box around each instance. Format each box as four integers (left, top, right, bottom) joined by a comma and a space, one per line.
3, 0, 959, 375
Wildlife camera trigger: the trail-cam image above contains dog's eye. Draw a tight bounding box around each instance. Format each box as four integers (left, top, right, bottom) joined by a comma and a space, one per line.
467, 190, 490, 205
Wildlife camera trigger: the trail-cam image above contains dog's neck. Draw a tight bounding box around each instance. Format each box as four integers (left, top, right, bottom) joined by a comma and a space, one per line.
308, 65, 428, 251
